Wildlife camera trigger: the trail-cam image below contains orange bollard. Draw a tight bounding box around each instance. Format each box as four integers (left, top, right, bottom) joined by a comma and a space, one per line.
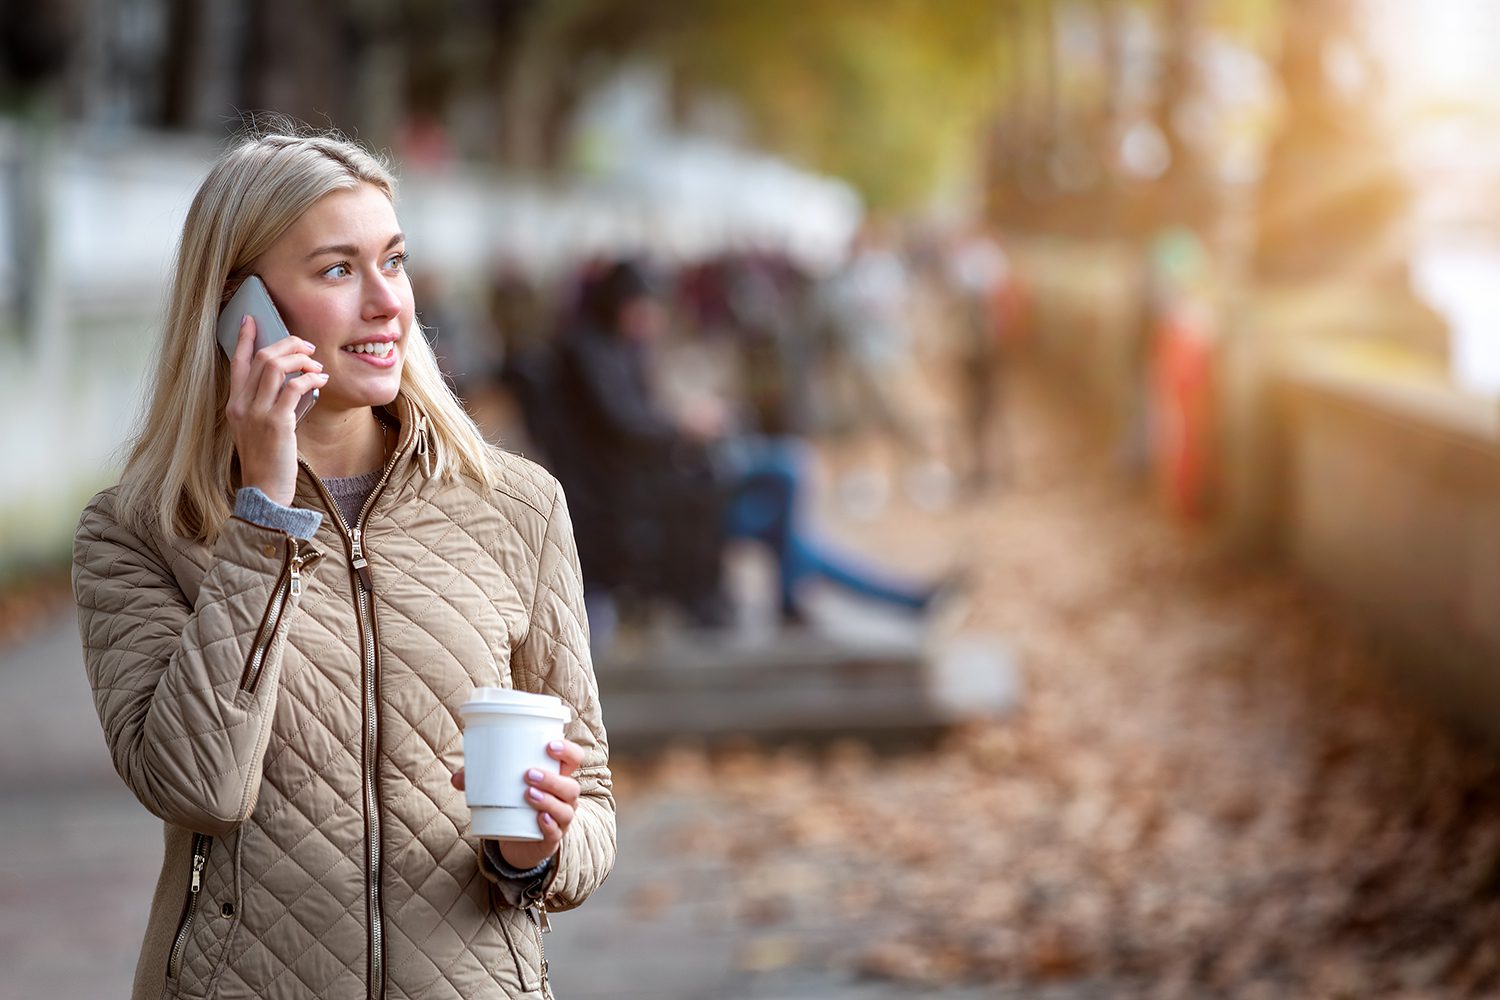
1151, 307, 1216, 521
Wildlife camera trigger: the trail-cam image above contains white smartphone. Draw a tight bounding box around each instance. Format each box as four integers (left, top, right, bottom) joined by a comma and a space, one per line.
217, 275, 319, 423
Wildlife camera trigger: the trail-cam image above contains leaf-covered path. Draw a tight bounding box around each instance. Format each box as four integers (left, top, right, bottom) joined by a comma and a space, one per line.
584, 366, 1500, 998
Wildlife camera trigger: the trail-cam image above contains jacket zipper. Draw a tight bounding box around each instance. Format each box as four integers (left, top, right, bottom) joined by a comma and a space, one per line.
299, 425, 408, 1000
526, 903, 552, 999
353, 523, 384, 1000
239, 539, 305, 694
167, 833, 212, 982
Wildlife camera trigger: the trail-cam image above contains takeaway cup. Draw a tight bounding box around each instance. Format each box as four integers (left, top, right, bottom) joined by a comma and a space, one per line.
458, 687, 572, 841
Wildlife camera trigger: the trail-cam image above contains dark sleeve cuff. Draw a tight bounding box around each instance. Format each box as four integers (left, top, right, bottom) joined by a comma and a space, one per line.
482, 839, 554, 883
234, 487, 323, 540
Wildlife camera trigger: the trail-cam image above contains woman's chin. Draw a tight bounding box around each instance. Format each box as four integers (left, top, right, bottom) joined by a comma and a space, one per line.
323, 371, 403, 411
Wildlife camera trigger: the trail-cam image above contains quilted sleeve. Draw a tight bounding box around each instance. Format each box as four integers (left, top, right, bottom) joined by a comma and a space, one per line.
73, 491, 318, 837
495, 479, 616, 912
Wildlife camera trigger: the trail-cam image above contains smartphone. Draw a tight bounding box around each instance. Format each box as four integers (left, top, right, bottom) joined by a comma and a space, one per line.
216, 275, 319, 423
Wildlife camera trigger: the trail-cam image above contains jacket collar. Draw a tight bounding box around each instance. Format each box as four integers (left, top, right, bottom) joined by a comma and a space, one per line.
290, 392, 432, 521
379, 392, 432, 478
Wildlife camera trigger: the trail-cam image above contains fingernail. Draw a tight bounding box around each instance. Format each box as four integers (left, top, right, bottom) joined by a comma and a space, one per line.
548, 741, 564, 753
526, 768, 544, 783
527, 787, 544, 803
540, 813, 554, 827
239, 315, 250, 328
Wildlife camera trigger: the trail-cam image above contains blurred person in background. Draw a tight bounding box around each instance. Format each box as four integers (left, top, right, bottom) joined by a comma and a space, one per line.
722, 253, 820, 440
547, 259, 732, 635
818, 222, 954, 517
488, 262, 554, 456
944, 225, 1014, 495
71, 125, 612, 1000
547, 257, 961, 641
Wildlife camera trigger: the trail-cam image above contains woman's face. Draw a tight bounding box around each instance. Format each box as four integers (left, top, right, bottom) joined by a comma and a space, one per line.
252, 182, 414, 413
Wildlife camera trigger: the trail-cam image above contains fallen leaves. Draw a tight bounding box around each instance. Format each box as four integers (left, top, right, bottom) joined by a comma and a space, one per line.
610, 372, 1500, 997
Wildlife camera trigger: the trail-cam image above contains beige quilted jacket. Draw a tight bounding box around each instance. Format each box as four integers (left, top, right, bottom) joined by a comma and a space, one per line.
73, 395, 614, 1000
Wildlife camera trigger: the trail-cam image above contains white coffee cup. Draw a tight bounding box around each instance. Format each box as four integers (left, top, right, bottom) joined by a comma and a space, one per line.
458, 687, 572, 841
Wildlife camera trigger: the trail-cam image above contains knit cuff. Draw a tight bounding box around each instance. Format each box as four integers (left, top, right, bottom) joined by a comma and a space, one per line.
482, 839, 554, 883
234, 487, 323, 540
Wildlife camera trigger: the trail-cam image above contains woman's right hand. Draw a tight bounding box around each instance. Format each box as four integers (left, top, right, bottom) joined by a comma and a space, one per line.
226, 316, 328, 506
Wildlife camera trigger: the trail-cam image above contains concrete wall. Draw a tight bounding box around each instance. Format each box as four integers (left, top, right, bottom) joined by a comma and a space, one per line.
1281, 360, 1500, 735
1012, 234, 1500, 738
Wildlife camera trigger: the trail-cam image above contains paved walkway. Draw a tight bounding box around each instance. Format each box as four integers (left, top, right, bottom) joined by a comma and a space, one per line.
0, 614, 1012, 1000
0, 616, 160, 1000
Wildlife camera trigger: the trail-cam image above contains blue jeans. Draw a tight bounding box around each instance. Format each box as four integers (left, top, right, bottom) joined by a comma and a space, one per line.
719, 438, 931, 616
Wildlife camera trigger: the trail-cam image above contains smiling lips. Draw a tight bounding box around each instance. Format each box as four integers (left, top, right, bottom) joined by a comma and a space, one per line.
342, 339, 398, 367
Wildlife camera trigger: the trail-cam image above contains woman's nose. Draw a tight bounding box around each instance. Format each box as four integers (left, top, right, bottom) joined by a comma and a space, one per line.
363, 274, 404, 320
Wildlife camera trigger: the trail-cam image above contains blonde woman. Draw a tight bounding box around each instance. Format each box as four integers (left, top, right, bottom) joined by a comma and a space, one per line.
72, 126, 612, 1000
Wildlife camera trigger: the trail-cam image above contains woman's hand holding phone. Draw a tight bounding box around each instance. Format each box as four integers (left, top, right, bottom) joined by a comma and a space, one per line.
226, 316, 328, 506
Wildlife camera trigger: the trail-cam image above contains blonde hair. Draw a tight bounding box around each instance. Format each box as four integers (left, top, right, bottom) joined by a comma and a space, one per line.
118, 121, 500, 543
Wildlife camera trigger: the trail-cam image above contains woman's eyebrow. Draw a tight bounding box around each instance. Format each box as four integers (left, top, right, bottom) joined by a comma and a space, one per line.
304, 233, 406, 261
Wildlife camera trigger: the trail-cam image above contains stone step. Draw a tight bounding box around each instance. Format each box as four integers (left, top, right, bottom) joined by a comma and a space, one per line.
597, 624, 1021, 752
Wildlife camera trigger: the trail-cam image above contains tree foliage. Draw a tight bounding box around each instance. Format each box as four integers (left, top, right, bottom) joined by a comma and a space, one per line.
520, 0, 1011, 211
492, 0, 1286, 212
660, 0, 1007, 211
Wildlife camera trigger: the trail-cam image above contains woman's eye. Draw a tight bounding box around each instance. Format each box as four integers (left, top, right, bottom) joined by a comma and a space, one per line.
323, 262, 352, 279
384, 252, 409, 273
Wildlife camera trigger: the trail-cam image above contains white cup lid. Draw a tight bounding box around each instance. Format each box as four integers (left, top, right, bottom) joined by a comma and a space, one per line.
460, 687, 570, 721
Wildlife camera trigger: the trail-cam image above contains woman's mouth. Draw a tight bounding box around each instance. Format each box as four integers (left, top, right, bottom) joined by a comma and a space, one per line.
342, 340, 398, 367
345, 340, 393, 357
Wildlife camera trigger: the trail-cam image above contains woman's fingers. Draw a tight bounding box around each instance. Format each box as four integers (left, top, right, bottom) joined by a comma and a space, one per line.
524, 786, 576, 830
228, 316, 257, 394
273, 370, 329, 417
525, 768, 580, 805
450, 768, 465, 791
228, 334, 319, 416
249, 344, 324, 414
230, 320, 313, 384
546, 739, 586, 778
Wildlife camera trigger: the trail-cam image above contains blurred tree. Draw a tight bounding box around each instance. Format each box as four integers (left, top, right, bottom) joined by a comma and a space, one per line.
978, 0, 1279, 238
648, 0, 1004, 211
0, 0, 79, 96
1151, 0, 1209, 229
0, 0, 81, 343
1248, 0, 1444, 357
484, 0, 661, 171
459, 0, 1003, 212
1252, 0, 1409, 284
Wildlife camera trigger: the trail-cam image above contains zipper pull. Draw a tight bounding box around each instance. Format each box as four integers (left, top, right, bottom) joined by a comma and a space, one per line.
190, 850, 206, 894
350, 528, 374, 592
416, 414, 432, 476
288, 539, 303, 597
531, 904, 551, 934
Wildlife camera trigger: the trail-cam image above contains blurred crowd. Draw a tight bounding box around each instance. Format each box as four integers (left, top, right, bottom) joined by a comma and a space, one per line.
423, 225, 1025, 648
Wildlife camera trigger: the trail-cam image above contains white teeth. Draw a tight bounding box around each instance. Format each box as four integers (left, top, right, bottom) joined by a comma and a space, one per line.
344, 341, 393, 357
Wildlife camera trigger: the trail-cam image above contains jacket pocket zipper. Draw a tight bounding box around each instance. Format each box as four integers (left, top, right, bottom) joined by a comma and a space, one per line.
239, 539, 306, 694
167, 833, 212, 982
